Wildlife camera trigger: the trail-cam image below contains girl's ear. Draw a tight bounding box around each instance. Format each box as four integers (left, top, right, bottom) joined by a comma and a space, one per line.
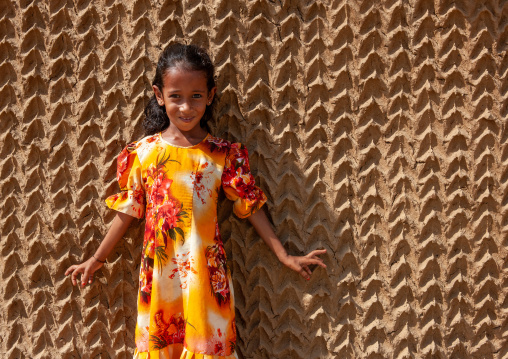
153, 85, 164, 106
208, 86, 217, 104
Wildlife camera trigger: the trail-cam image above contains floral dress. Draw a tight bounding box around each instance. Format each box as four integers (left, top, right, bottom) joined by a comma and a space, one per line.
105, 132, 267, 359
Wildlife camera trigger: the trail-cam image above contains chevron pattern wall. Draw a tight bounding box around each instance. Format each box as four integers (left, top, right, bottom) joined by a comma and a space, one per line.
1, 0, 508, 358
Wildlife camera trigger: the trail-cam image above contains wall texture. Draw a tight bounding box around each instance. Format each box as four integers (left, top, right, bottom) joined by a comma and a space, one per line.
1, 0, 508, 358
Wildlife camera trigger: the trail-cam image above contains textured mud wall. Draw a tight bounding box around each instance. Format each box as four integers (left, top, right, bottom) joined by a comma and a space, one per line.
1, 0, 508, 358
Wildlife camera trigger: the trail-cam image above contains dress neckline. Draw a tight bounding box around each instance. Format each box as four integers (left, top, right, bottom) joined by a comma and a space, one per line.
158, 132, 210, 149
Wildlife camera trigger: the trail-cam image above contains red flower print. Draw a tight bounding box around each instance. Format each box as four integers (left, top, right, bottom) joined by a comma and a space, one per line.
142, 210, 156, 262
207, 251, 219, 268
146, 163, 157, 183
190, 162, 213, 205
155, 200, 187, 250
206, 223, 231, 306
152, 171, 173, 204
131, 182, 145, 208
169, 252, 198, 289
145, 239, 155, 258
207, 137, 229, 153
198, 328, 232, 356
139, 266, 153, 302
221, 143, 267, 217
146, 135, 157, 143
116, 144, 135, 182
150, 311, 186, 349
211, 269, 227, 293
145, 147, 180, 207
158, 199, 179, 229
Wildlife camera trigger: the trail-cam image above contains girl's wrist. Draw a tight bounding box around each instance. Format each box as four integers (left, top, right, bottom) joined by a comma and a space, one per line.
277, 251, 290, 264
92, 254, 107, 263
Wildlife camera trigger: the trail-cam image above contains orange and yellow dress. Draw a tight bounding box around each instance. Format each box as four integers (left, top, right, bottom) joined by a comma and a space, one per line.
105, 132, 267, 359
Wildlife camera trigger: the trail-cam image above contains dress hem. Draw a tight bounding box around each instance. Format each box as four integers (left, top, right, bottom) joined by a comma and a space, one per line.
133, 345, 239, 359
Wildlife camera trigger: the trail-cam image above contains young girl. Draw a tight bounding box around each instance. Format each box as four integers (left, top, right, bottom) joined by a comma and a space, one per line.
65, 43, 327, 359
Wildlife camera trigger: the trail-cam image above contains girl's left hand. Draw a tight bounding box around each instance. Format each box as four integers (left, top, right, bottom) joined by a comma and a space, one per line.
280, 249, 327, 280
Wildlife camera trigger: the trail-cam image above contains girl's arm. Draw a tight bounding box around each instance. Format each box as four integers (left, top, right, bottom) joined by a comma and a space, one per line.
65, 212, 135, 287
247, 209, 327, 280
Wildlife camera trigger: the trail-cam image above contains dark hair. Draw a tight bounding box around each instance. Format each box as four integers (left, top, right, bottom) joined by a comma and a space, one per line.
143, 43, 216, 136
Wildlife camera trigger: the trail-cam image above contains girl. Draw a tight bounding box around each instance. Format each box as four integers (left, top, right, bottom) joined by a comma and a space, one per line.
65, 43, 327, 359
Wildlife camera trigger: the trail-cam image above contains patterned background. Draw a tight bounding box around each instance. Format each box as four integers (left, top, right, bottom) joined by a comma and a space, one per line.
1, 0, 508, 358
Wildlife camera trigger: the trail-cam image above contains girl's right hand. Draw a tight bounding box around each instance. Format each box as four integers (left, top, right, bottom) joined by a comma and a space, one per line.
65, 256, 105, 287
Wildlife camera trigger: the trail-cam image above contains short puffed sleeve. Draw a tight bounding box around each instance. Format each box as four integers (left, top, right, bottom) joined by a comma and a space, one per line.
221, 142, 267, 218
105, 142, 146, 219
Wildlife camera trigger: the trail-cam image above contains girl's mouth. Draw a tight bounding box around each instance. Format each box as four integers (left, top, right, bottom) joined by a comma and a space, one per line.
180, 117, 194, 122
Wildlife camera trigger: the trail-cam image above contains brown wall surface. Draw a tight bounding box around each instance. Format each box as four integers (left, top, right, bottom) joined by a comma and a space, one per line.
1, 0, 508, 358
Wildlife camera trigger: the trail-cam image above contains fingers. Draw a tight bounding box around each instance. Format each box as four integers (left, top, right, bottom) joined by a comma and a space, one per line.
64, 265, 75, 276
307, 250, 327, 268
303, 265, 312, 277
309, 249, 327, 257
70, 267, 81, 286
313, 258, 327, 268
299, 267, 310, 281
303, 258, 327, 269
66, 264, 95, 287
82, 268, 92, 287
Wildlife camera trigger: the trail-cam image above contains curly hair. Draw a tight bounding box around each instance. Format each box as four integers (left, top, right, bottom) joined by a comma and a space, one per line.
143, 43, 216, 136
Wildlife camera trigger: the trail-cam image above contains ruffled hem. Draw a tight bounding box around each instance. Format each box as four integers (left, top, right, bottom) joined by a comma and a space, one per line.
133, 345, 238, 359
179, 347, 238, 359
232, 189, 267, 219
105, 191, 145, 219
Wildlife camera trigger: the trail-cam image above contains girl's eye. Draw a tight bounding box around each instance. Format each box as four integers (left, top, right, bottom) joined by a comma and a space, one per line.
168, 94, 202, 98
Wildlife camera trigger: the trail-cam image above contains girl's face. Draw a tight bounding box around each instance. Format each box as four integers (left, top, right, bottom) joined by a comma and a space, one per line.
153, 67, 216, 134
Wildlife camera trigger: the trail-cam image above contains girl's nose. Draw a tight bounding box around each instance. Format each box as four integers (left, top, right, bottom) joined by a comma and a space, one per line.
180, 101, 191, 112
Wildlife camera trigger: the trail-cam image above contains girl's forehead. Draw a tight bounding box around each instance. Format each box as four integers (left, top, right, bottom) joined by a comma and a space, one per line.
162, 67, 208, 89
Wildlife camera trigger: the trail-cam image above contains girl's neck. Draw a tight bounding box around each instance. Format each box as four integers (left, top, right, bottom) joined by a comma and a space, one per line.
160, 125, 208, 147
